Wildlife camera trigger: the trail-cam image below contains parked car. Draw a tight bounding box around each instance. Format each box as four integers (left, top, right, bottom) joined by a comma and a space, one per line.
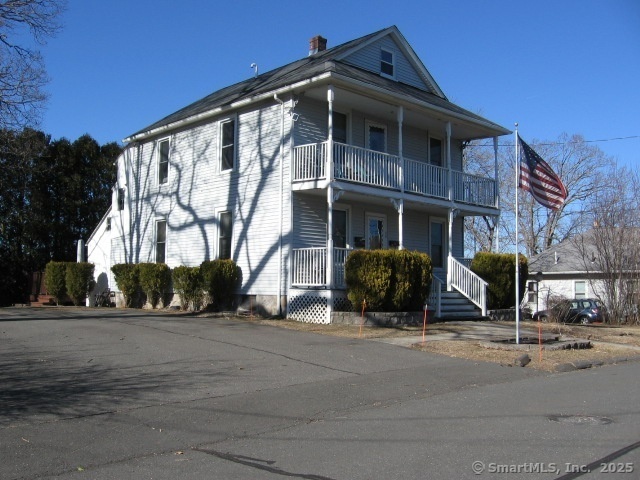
533, 298, 606, 324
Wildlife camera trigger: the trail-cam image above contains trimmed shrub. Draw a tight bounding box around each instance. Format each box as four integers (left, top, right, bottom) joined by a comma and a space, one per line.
137, 263, 171, 308
200, 259, 241, 309
66, 262, 95, 306
111, 263, 140, 307
44, 261, 67, 305
470, 252, 528, 310
345, 250, 432, 312
172, 266, 203, 311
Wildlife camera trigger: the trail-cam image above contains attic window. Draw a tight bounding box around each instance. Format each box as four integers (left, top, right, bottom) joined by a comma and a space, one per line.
380, 49, 394, 78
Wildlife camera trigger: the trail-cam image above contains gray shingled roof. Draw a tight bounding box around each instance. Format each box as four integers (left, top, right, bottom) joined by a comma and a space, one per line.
127, 26, 508, 140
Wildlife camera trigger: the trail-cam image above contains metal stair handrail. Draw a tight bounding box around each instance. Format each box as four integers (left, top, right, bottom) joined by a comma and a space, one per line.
448, 256, 487, 316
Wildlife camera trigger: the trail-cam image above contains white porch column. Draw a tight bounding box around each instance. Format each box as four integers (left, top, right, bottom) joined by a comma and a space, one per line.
326, 86, 334, 288
390, 198, 404, 250
447, 207, 458, 291
398, 106, 404, 193
446, 121, 452, 201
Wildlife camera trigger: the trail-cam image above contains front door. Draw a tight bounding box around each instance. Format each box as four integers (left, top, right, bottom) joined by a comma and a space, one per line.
366, 214, 386, 249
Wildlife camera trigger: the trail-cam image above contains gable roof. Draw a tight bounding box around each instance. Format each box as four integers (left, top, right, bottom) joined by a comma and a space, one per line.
124, 26, 509, 143
528, 228, 640, 275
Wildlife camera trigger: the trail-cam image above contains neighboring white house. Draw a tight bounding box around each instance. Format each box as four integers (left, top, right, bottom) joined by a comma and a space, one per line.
87, 26, 510, 321
526, 229, 640, 317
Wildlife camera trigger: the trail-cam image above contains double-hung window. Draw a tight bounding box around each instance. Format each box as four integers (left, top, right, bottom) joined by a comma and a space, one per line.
218, 211, 232, 259
380, 49, 395, 78
156, 220, 167, 263
220, 118, 236, 171
117, 188, 125, 211
158, 138, 170, 185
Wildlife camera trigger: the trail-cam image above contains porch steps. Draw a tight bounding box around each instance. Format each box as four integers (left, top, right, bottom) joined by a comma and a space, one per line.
437, 290, 484, 320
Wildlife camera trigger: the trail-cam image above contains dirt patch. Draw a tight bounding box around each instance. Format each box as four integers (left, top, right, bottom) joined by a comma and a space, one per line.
411, 340, 637, 372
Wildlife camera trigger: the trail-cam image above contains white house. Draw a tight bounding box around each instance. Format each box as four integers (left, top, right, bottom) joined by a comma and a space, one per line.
87, 26, 510, 322
526, 228, 640, 318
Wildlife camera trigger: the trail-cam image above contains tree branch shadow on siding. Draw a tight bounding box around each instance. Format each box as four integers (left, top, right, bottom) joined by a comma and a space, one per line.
112, 100, 293, 298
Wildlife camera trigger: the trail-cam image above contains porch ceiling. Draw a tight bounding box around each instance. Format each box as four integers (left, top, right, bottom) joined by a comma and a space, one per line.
300, 81, 507, 141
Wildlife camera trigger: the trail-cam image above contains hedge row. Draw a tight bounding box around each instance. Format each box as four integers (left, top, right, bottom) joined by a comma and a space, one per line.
111, 260, 241, 311
345, 249, 433, 312
44, 261, 95, 306
470, 252, 528, 310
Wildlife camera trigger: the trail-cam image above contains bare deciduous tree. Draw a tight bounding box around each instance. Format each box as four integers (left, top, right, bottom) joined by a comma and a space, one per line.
573, 167, 640, 324
0, 0, 66, 129
465, 133, 614, 258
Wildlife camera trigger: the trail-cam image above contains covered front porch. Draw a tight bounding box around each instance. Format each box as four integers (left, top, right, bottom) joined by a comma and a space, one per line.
290, 246, 487, 319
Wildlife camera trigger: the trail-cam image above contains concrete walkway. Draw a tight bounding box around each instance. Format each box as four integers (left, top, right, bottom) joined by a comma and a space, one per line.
372, 321, 551, 347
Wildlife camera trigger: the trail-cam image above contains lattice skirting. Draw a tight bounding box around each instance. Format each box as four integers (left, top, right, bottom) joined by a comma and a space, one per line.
287, 290, 352, 324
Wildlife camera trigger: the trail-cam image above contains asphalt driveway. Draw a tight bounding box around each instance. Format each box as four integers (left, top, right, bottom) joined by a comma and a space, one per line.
1, 307, 638, 479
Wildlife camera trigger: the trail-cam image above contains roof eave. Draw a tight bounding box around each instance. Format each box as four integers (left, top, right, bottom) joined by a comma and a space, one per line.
123, 72, 334, 144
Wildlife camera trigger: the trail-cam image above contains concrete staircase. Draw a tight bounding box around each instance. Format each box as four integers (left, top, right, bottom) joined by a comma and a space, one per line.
437, 290, 485, 320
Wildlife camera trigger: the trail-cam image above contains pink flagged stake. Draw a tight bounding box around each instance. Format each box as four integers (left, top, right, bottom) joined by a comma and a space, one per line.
359, 299, 367, 338
422, 303, 428, 345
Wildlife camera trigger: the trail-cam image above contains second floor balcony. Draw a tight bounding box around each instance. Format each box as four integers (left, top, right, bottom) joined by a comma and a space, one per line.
292, 141, 497, 208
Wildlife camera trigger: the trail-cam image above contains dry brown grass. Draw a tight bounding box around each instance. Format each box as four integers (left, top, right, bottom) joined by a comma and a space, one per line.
411, 340, 637, 372
206, 314, 640, 372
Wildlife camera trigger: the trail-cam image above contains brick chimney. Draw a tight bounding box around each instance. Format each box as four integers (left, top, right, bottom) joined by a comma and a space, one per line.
309, 35, 327, 56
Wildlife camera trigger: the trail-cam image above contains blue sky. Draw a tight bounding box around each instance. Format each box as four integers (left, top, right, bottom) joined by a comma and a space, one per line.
40, 0, 639, 166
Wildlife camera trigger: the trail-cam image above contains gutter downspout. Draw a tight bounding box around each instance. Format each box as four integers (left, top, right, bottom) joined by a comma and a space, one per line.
274, 94, 285, 316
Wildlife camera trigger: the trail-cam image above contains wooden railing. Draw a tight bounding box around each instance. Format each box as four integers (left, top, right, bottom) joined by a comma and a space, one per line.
292, 142, 327, 181
428, 275, 443, 317
448, 256, 487, 315
291, 247, 326, 286
291, 247, 353, 288
292, 141, 497, 207
333, 143, 400, 189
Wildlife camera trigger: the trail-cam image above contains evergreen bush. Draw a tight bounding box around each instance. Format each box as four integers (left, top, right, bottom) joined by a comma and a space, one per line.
345, 250, 432, 312
66, 262, 95, 306
111, 263, 140, 307
137, 263, 171, 308
44, 261, 67, 305
470, 252, 528, 309
172, 266, 203, 311
200, 259, 241, 309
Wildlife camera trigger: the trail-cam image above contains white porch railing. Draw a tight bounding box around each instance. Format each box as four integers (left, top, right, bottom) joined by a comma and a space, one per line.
333, 143, 400, 189
292, 142, 327, 180
291, 247, 326, 286
333, 247, 352, 288
291, 247, 353, 288
451, 171, 497, 207
292, 141, 497, 207
428, 275, 443, 317
448, 256, 487, 315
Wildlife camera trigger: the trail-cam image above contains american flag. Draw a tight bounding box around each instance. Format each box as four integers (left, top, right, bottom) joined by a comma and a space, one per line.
518, 137, 568, 211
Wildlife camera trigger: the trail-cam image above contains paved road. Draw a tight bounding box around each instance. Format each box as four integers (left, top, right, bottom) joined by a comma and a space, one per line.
1, 308, 638, 479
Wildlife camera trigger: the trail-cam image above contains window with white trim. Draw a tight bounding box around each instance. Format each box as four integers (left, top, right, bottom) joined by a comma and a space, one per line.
117, 188, 125, 211
218, 211, 232, 259
156, 220, 167, 263
575, 280, 586, 299
158, 138, 169, 184
380, 48, 395, 78
220, 118, 236, 171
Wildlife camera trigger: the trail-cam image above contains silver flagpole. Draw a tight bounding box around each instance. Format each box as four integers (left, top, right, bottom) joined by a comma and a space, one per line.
514, 123, 520, 344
